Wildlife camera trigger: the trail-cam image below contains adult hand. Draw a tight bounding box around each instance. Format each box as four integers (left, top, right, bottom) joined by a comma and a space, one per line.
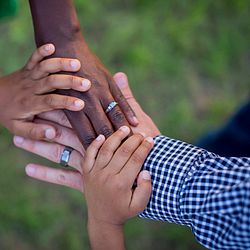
0, 44, 91, 140
13, 73, 160, 192
29, 0, 138, 148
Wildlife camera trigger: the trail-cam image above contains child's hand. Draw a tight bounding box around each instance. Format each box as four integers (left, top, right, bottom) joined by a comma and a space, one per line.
0, 44, 91, 140
83, 126, 153, 249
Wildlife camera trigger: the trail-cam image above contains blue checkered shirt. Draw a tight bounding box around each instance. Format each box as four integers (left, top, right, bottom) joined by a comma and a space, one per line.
140, 136, 250, 250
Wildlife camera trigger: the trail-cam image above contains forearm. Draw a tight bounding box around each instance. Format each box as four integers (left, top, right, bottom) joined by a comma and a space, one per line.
140, 135, 250, 249
29, 0, 81, 47
88, 219, 125, 250
28, 0, 133, 148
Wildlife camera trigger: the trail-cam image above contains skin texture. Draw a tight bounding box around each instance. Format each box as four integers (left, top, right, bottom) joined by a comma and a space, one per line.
0, 44, 91, 140
29, 0, 138, 148
83, 129, 153, 249
13, 72, 160, 191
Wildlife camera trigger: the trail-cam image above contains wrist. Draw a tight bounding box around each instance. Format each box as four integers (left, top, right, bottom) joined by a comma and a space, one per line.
88, 217, 125, 250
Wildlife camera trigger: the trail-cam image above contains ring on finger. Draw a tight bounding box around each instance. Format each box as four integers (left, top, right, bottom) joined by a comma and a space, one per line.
60, 146, 73, 167
105, 101, 118, 114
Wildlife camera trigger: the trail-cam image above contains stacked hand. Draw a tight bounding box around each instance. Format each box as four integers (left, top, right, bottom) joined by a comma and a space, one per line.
0, 44, 91, 140
84, 127, 153, 249
13, 72, 160, 192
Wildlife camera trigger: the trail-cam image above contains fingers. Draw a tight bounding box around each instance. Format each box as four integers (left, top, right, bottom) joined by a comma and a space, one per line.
35, 74, 91, 94
108, 133, 145, 174
102, 95, 130, 131
65, 110, 96, 149
130, 170, 152, 214
83, 135, 105, 173
31, 58, 81, 79
31, 94, 85, 114
13, 121, 57, 140
37, 110, 72, 128
120, 137, 154, 186
95, 126, 131, 170
25, 164, 84, 193
112, 73, 138, 126
113, 72, 134, 101
13, 136, 83, 172
34, 118, 84, 156
25, 44, 55, 71
85, 98, 114, 138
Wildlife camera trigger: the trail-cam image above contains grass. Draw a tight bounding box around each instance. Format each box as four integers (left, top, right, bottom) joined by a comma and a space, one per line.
0, 0, 249, 249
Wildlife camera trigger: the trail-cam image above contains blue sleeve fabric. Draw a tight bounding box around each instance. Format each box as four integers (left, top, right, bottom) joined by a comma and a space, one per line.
139, 135, 250, 250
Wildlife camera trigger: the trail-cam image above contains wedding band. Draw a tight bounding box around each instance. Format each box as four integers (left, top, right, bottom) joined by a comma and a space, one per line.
60, 146, 73, 167
105, 101, 118, 114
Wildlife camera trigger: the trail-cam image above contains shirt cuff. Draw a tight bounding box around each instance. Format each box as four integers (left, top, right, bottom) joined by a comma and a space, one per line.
139, 135, 206, 225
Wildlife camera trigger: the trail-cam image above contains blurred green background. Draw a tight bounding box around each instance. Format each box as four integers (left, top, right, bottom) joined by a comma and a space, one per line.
0, 0, 249, 249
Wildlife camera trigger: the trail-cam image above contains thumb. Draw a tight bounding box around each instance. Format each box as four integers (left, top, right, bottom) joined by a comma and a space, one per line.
113, 72, 134, 100
130, 170, 152, 215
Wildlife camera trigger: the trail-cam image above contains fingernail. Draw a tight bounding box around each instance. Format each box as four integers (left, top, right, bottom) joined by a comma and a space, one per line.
44, 44, 53, 52
116, 76, 126, 88
96, 134, 104, 141
142, 171, 151, 180
145, 137, 154, 143
133, 116, 139, 125
70, 60, 80, 70
26, 165, 36, 176
81, 79, 91, 89
14, 136, 24, 145
119, 126, 130, 133
74, 100, 84, 108
45, 128, 56, 139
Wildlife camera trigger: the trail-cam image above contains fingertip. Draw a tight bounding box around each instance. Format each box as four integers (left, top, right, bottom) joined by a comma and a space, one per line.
13, 135, 25, 146
43, 43, 55, 55
70, 59, 81, 71
141, 170, 151, 181
73, 99, 85, 110
95, 134, 105, 142
81, 79, 91, 91
113, 72, 128, 89
25, 164, 36, 176
45, 128, 56, 139
119, 126, 130, 135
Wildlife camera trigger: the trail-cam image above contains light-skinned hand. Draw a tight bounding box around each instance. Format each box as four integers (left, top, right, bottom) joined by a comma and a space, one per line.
84, 127, 153, 249
0, 43, 91, 140
13, 72, 160, 192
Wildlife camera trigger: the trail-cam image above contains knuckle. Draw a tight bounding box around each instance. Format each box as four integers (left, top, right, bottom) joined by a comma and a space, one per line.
83, 135, 96, 147
57, 174, 66, 184
47, 75, 56, 86
100, 144, 111, 155
59, 58, 67, 69
70, 75, 77, 87
120, 145, 132, 155
99, 125, 113, 138
110, 110, 125, 123
44, 95, 55, 107
29, 126, 42, 139
130, 152, 144, 165
38, 60, 46, 70
142, 140, 153, 151
52, 145, 62, 162
61, 96, 72, 108
113, 178, 126, 191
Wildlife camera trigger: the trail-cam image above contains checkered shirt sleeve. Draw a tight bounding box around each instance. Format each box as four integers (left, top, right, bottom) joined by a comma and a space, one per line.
139, 135, 250, 250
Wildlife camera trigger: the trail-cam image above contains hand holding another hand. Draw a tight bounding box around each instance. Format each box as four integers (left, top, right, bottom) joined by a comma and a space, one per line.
0, 44, 91, 140
83, 127, 153, 249
13, 72, 160, 192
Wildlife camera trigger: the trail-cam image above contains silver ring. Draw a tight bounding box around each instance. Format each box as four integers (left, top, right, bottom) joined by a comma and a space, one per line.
60, 146, 73, 167
105, 101, 118, 114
